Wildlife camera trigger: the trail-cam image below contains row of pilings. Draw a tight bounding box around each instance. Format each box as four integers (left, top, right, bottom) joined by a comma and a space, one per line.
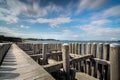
17, 42, 120, 80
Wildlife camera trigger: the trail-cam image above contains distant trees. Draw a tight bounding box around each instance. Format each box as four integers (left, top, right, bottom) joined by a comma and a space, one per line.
0, 35, 22, 42
23, 38, 57, 41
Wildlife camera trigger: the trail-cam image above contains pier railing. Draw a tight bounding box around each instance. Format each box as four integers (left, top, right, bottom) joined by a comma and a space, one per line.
0, 43, 11, 65
17, 43, 120, 80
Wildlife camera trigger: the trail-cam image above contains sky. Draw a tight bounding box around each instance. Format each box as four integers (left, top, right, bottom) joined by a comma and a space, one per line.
0, 0, 120, 40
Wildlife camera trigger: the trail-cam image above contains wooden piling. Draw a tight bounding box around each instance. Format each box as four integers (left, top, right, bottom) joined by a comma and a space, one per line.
78, 43, 82, 71
110, 43, 120, 80
103, 43, 110, 80
91, 43, 97, 77
72, 43, 75, 54
82, 43, 87, 73
103, 43, 110, 61
78, 43, 81, 55
62, 43, 70, 79
75, 43, 78, 54
97, 43, 103, 80
42, 44, 48, 64
69, 43, 72, 54
86, 43, 91, 75
75, 43, 79, 70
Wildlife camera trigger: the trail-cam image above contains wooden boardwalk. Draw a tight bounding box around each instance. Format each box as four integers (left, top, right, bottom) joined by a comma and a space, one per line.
0, 44, 54, 80
75, 72, 99, 80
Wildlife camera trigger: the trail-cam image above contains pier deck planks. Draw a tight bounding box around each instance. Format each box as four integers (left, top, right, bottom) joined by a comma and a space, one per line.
75, 72, 99, 80
0, 44, 54, 80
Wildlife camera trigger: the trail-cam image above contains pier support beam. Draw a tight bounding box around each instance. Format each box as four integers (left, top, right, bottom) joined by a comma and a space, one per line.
103, 43, 110, 80
110, 43, 120, 80
62, 43, 70, 80
42, 44, 48, 65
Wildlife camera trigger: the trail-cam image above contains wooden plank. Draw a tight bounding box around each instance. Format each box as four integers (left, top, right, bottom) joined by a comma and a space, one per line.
70, 54, 93, 62
0, 44, 11, 65
43, 61, 63, 73
75, 72, 99, 80
0, 44, 55, 80
92, 58, 110, 65
43, 54, 93, 73
30, 54, 42, 60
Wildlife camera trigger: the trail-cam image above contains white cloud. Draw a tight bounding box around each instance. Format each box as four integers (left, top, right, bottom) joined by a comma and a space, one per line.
62, 29, 74, 34
28, 17, 72, 28
102, 5, 120, 17
0, 8, 19, 23
0, 26, 37, 38
5, 0, 62, 17
91, 5, 120, 19
1, 15, 19, 23
0, 26, 71, 40
76, 0, 106, 13
0, 27, 15, 35
91, 19, 111, 26
20, 25, 30, 29
76, 19, 120, 40
79, 26, 120, 37
0, 0, 63, 23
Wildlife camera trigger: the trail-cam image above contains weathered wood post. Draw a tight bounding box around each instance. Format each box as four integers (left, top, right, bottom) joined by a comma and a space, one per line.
110, 43, 120, 80
42, 43, 48, 65
91, 43, 97, 77
97, 43, 103, 79
75, 43, 78, 54
103, 43, 110, 80
72, 43, 75, 54
62, 43, 70, 80
78, 43, 82, 71
69, 43, 72, 54
82, 43, 87, 73
86, 43, 91, 75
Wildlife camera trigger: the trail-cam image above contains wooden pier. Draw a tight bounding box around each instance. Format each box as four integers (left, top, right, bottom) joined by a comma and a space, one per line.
0, 44, 54, 80
0, 42, 120, 80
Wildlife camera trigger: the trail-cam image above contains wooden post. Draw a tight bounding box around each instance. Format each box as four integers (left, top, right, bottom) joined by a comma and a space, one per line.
75, 43, 78, 54
91, 43, 97, 77
103, 43, 110, 80
72, 43, 75, 54
75, 43, 79, 70
62, 43, 70, 79
42, 43, 48, 64
82, 43, 86, 73
82, 43, 86, 55
78, 43, 82, 71
103, 43, 110, 60
78, 43, 81, 55
97, 43, 103, 79
69, 43, 72, 54
110, 43, 120, 80
34, 44, 36, 54
86, 43, 91, 75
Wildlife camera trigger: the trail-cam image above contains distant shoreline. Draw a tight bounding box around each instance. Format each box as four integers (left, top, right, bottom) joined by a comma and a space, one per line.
0, 35, 120, 43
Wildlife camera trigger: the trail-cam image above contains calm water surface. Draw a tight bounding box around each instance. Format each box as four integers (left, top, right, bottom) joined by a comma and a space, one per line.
26, 40, 120, 44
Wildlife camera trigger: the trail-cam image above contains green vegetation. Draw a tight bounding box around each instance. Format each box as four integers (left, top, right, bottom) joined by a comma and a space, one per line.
0, 35, 22, 43
0, 35, 57, 43
23, 38, 57, 42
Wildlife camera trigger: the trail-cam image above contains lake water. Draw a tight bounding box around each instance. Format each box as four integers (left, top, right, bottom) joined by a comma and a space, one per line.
26, 40, 120, 44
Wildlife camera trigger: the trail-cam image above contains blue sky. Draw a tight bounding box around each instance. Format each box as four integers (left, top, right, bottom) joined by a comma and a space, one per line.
0, 0, 120, 40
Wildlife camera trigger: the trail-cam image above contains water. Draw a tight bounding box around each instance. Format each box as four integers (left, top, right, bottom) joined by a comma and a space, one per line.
25, 40, 120, 44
